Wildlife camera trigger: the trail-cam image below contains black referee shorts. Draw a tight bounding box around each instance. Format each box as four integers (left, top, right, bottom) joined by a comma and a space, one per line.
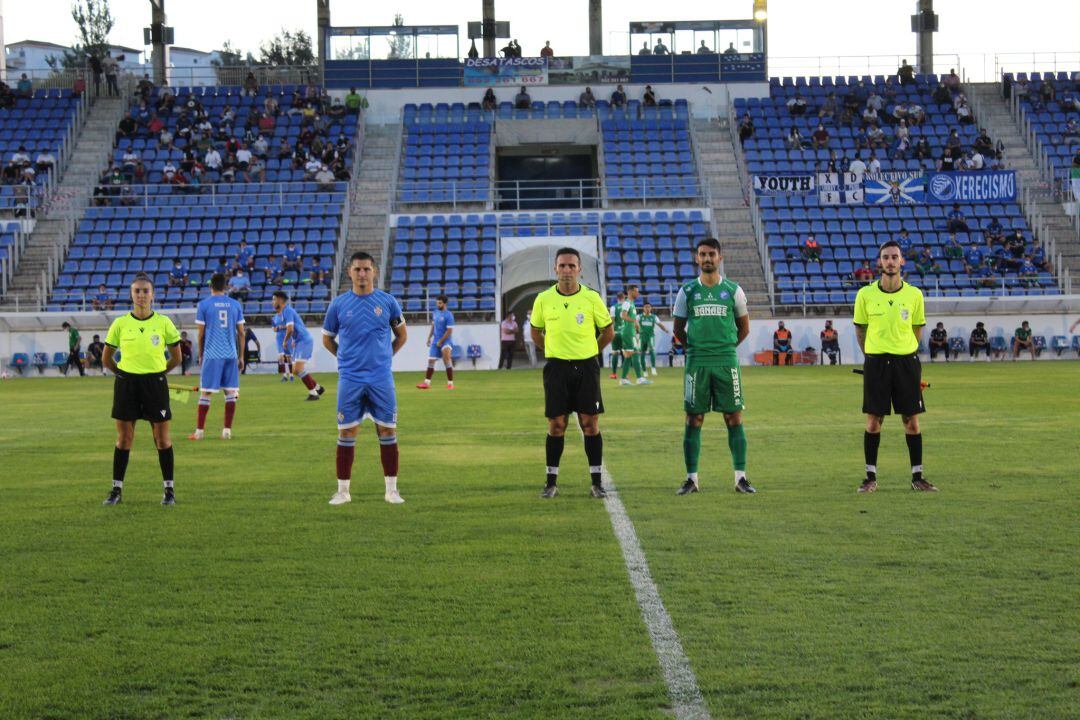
862, 353, 925, 417
112, 372, 172, 423
543, 357, 605, 419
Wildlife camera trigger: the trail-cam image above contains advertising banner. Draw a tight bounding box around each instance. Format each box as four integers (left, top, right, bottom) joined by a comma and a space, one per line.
752, 175, 814, 195
547, 56, 631, 85
924, 170, 1017, 204
464, 57, 548, 87
864, 172, 925, 204
816, 172, 864, 205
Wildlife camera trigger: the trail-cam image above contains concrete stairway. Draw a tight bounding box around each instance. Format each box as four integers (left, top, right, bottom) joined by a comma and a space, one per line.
0, 96, 127, 310
339, 123, 400, 288
692, 117, 770, 310
966, 82, 1078, 283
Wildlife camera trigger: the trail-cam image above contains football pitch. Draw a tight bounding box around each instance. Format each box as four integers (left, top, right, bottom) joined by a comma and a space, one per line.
1, 362, 1077, 719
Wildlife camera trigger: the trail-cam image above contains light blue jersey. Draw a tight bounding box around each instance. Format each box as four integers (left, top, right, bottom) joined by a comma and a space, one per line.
322, 290, 404, 385
431, 308, 455, 349
196, 295, 244, 360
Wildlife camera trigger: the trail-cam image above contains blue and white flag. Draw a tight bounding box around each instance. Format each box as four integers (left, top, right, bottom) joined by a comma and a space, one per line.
864, 172, 924, 204
924, 170, 1016, 203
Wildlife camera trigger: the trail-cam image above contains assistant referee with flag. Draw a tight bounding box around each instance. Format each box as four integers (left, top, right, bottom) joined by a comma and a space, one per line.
854, 241, 938, 493
101, 273, 183, 506
530, 247, 614, 499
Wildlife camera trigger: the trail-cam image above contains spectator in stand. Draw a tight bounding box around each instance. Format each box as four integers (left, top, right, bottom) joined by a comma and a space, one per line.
787, 92, 808, 116
161, 161, 178, 184
737, 114, 755, 145
540, 41, 554, 58
956, 99, 974, 125
861, 104, 879, 127
971, 262, 997, 288
653, 39, 669, 55
848, 153, 867, 176
102, 52, 119, 96
88, 54, 103, 96
1072, 147, 1080, 168
92, 284, 114, 311
235, 240, 255, 272
116, 112, 137, 143
892, 135, 911, 161
1018, 256, 1040, 288
214, 257, 230, 276
514, 85, 531, 110
820, 320, 840, 364
243, 72, 259, 96
203, 146, 222, 176
1040, 76, 1056, 103
1031, 244, 1050, 272
883, 75, 899, 100
928, 322, 949, 362
34, 151, 56, 174
931, 82, 953, 107
157, 125, 175, 150
772, 321, 793, 365
912, 137, 932, 162
244, 156, 266, 183
898, 59, 915, 85
481, 88, 497, 111
498, 314, 519, 369
853, 126, 870, 152
1002, 229, 1027, 268
866, 90, 885, 114
938, 146, 956, 172
314, 163, 336, 192
578, 87, 596, 108
500, 41, 516, 58
119, 148, 139, 180
981, 217, 1003, 246
965, 149, 985, 171
964, 243, 985, 274
1061, 118, 1080, 147
168, 258, 189, 288
723, 42, 738, 56
276, 137, 293, 160
867, 153, 882, 174
811, 123, 830, 149
896, 229, 915, 259
324, 98, 343, 119
973, 127, 995, 156
228, 269, 251, 303
969, 322, 990, 360
696, 40, 714, 54
258, 111, 277, 134
262, 254, 284, 286
264, 94, 280, 117
610, 84, 627, 108
235, 143, 252, 174
251, 134, 270, 159
944, 68, 961, 93
16, 73, 33, 98
946, 204, 969, 233
867, 124, 887, 151
1012, 321, 1036, 360
818, 92, 837, 121
283, 242, 303, 272
638, 41, 652, 56
915, 247, 940, 275
309, 257, 328, 286
643, 85, 657, 107
943, 233, 964, 261
906, 102, 926, 125
786, 126, 803, 151
801, 234, 821, 262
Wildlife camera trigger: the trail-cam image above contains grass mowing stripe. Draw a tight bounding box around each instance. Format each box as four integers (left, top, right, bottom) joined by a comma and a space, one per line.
600, 467, 712, 720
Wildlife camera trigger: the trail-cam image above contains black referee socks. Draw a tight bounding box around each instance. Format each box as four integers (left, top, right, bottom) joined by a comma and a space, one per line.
113, 447, 130, 484
158, 446, 174, 485
584, 433, 603, 487
863, 431, 880, 479
545, 434, 564, 486
906, 434, 923, 478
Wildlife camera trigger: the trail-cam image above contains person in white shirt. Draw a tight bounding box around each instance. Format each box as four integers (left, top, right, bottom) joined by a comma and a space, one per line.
867, 154, 882, 173
162, 162, 177, 180
523, 310, 537, 366
314, 164, 336, 190
866, 92, 884, 112
786, 93, 807, 116
11, 148, 30, 166
968, 151, 985, 170
35, 151, 56, 170
848, 155, 867, 176
895, 119, 909, 142
235, 146, 252, 170
204, 147, 222, 171
252, 135, 269, 158
303, 158, 321, 179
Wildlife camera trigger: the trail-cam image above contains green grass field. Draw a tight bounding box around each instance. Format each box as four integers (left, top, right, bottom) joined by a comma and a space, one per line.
1, 362, 1077, 719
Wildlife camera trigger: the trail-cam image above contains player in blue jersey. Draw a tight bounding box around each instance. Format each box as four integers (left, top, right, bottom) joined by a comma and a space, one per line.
272, 290, 325, 400
322, 252, 408, 505
416, 294, 455, 390
274, 322, 295, 382
189, 273, 245, 440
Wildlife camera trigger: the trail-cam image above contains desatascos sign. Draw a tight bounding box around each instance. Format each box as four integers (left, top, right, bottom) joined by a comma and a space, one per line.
752, 175, 815, 195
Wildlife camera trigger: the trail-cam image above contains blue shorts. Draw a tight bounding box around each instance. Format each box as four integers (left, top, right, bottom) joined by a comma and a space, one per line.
201, 357, 240, 393
337, 377, 397, 429
292, 337, 314, 362
428, 341, 453, 359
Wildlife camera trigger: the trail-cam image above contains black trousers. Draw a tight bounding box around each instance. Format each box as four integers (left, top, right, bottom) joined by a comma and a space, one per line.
498, 340, 515, 369
67, 349, 84, 376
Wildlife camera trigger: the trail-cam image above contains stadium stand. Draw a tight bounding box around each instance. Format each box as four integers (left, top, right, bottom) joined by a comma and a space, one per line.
736, 74, 1059, 304
48, 182, 345, 313
0, 88, 82, 215
387, 208, 711, 312
1006, 71, 1080, 181
400, 105, 491, 203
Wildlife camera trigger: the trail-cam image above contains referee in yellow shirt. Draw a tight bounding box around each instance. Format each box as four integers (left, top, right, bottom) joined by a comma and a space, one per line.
853, 241, 937, 493
101, 273, 183, 506
530, 247, 615, 498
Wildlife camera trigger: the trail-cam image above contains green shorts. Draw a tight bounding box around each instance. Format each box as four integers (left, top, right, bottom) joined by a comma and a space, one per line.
683, 362, 745, 414
611, 334, 623, 353
618, 331, 639, 352
639, 335, 655, 353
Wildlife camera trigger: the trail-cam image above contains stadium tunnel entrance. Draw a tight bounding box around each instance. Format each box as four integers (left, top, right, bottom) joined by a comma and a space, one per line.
501, 242, 603, 325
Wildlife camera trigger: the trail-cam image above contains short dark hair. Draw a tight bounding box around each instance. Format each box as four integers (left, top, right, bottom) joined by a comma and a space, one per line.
271, 290, 288, 302
626, 284, 639, 292
131, 272, 153, 286
878, 240, 902, 256
210, 272, 227, 291
696, 237, 722, 253
350, 251, 375, 266
554, 247, 580, 260
436, 294, 449, 303
62, 322, 70, 329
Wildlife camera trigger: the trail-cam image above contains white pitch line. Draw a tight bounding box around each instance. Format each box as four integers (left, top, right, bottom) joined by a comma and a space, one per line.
600, 467, 713, 720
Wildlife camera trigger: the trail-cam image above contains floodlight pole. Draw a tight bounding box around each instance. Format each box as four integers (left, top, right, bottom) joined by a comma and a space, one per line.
588, 0, 603, 56
149, 0, 169, 85
317, 0, 330, 83
915, 0, 935, 74
482, 0, 496, 58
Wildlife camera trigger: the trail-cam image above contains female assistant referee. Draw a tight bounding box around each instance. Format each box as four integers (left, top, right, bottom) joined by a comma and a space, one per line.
101, 273, 182, 505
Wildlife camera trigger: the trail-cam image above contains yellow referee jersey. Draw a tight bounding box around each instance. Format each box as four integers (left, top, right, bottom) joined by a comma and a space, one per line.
105, 311, 181, 374
853, 280, 925, 355
530, 283, 612, 360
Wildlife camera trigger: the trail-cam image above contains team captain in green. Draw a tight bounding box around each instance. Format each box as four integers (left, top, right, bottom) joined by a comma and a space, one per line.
672, 238, 755, 495
101, 273, 182, 506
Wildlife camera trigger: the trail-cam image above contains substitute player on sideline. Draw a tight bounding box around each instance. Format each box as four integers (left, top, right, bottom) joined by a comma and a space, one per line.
673, 238, 755, 495
323, 251, 407, 505
272, 291, 325, 400
638, 301, 671, 376
618, 284, 651, 386
530, 247, 614, 499
854, 240, 937, 493
417, 294, 455, 390
101, 273, 182, 505
608, 291, 625, 379
189, 273, 245, 440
